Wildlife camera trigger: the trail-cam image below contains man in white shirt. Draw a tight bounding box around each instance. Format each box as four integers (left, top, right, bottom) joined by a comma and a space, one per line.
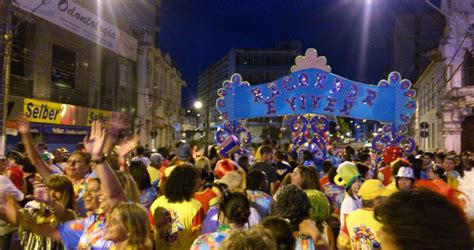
131, 146, 150, 167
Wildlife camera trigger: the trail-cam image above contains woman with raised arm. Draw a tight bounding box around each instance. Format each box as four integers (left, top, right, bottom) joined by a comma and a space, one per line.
1, 121, 127, 249
17, 116, 93, 216
18, 175, 77, 249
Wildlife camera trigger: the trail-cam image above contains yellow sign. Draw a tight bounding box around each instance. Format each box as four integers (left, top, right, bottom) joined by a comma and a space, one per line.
24, 98, 64, 124
87, 108, 112, 125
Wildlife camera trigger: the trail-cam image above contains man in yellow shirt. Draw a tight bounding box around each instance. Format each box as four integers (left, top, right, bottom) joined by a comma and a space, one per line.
337, 180, 394, 250
148, 153, 163, 188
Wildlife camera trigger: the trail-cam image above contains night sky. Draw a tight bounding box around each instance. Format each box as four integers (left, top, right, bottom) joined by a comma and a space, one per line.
158, 0, 440, 107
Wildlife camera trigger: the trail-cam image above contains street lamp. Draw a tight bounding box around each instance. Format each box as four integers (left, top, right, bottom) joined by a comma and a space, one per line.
194, 101, 203, 110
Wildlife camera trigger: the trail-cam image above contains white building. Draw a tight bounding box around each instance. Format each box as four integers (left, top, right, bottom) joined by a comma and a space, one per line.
413, 57, 445, 152
414, 0, 474, 153
137, 31, 186, 149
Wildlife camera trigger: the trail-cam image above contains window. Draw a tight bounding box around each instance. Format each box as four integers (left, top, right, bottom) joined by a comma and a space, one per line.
11, 21, 26, 77
463, 52, 474, 86
52, 44, 76, 88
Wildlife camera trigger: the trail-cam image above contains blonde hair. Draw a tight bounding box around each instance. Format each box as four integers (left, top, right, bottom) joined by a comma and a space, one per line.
195, 156, 211, 178
116, 171, 141, 203
111, 203, 152, 249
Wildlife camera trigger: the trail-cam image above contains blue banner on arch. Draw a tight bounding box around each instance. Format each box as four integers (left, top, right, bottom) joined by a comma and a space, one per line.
216, 69, 416, 128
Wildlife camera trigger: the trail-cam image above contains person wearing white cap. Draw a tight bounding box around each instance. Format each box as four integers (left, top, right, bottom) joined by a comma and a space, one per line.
394, 167, 415, 191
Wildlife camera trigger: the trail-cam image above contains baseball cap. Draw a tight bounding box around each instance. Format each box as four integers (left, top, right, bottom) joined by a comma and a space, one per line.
396, 167, 415, 179
177, 143, 192, 161
54, 147, 69, 153
358, 179, 395, 200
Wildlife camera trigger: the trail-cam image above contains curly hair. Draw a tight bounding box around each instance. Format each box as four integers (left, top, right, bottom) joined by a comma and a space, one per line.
271, 185, 311, 232
164, 164, 199, 203
374, 189, 471, 250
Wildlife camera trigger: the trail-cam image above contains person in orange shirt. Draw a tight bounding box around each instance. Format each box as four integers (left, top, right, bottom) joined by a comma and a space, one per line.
193, 156, 217, 213
319, 160, 333, 187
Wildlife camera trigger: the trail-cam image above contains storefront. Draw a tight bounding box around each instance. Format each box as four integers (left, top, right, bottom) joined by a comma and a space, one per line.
6, 97, 116, 152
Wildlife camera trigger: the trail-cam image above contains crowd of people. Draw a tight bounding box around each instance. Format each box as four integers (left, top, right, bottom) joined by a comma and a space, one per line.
0, 116, 472, 249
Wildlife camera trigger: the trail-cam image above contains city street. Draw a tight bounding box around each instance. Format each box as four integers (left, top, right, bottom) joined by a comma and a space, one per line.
0, 0, 473, 249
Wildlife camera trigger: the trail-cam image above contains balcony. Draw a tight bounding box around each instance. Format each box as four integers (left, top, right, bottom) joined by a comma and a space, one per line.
51, 86, 88, 107
9, 74, 33, 98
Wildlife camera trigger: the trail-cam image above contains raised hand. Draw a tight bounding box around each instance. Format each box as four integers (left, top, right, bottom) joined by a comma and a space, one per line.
118, 135, 141, 158
16, 115, 30, 134
33, 181, 52, 204
105, 113, 128, 138
84, 121, 107, 158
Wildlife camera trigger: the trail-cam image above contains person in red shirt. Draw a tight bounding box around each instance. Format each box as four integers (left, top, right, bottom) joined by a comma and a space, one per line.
5, 150, 24, 192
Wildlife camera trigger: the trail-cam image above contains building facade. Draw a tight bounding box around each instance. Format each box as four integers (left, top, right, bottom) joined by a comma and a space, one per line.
2, 0, 183, 151
197, 41, 301, 143
137, 30, 186, 149
414, 0, 474, 153
392, 12, 445, 83
413, 58, 445, 152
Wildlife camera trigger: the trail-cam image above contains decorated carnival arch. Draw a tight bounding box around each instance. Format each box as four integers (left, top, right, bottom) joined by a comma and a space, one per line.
214, 48, 417, 160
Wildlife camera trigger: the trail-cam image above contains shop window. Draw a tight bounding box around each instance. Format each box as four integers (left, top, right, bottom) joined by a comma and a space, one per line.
52, 44, 76, 88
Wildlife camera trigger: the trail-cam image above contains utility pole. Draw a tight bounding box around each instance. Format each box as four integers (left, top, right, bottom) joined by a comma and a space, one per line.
0, 0, 13, 156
